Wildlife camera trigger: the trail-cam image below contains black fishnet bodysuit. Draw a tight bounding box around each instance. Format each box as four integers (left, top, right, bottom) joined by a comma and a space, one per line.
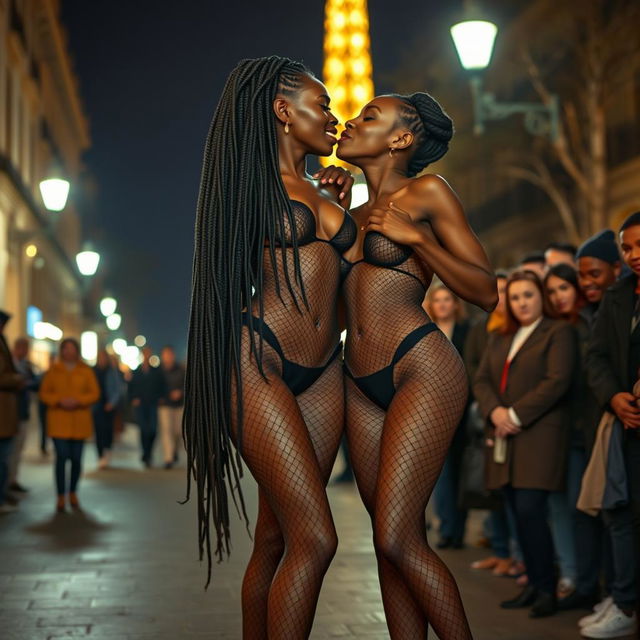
233, 200, 356, 640
343, 230, 472, 639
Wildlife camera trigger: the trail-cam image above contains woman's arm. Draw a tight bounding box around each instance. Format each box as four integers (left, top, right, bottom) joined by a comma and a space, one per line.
39, 372, 60, 407
366, 175, 497, 311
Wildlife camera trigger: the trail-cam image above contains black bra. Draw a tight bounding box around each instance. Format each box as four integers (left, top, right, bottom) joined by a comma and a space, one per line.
363, 231, 413, 267
342, 231, 427, 289
276, 200, 357, 254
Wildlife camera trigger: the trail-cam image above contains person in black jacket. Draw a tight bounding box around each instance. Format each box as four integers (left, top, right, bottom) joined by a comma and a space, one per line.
129, 347, 166, 468
583, 212, 640, 638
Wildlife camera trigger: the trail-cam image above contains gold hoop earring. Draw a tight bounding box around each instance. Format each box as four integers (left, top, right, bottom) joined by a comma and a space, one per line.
388, 147, 395, 157
284, 122, 290, 134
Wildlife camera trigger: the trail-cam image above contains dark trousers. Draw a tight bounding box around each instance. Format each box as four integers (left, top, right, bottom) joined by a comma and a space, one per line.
93, 407, 115, 457
135, 404, 158, 463
52, 438, 85, 495
503, 485, 555, 594
602, 434, 640, 610
0, 437, 14, 505
38, 402, 48, 453
570, 445, 613, 597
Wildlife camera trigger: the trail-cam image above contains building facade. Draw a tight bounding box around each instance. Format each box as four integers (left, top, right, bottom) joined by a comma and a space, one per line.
0, 0, 90, 365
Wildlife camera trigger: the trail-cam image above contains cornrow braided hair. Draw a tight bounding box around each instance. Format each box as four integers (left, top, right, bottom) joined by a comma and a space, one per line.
391, 92, 454, 177
182, 56, 313, 587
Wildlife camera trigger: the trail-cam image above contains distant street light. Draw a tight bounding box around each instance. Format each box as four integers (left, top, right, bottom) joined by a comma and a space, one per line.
100, 297, 117, 317
39, 177, 70, 212
450, 17, 559, 139
134, 335, 147, 347
112, 338, 127, 355
81, 331, 98, 364
76, 247, 100, 276
106, 313, 122, 331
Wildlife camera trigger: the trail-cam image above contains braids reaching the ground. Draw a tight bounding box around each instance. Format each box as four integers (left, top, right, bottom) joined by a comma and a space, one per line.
391, 92, 454, 177
182, 56, 312, 588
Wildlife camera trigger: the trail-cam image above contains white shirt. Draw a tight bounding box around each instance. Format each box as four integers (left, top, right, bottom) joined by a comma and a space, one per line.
505, 317, 543, 427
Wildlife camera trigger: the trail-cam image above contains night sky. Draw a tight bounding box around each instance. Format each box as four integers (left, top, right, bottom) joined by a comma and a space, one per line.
60, 1, 459, 357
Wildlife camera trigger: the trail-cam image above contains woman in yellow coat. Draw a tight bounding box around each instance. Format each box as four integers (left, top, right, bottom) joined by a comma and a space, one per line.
40, 338, 100, 512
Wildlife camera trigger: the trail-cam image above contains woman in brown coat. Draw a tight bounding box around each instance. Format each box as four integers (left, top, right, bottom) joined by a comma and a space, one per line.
40, 338, 100, 512
473, 270, 576, 618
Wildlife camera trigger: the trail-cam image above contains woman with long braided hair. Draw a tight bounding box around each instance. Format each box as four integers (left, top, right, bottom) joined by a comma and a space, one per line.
183, 56, 356, 639
336, 93, 497, 639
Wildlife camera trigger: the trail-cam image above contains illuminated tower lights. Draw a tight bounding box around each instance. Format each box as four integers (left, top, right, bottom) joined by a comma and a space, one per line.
322, 0, 374, 167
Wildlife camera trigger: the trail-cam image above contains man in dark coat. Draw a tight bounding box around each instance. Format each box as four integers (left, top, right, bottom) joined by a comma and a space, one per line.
583, 213, 640, 638
129, 347, 166, 468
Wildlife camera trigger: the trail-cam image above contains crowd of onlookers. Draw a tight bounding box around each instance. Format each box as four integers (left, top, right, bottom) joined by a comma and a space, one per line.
1, 211, 639, 637
419, 212, 640, 638
0, 325, 186, 515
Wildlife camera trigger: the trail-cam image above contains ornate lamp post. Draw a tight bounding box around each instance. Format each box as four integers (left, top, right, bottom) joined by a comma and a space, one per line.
450, 16, 560, 140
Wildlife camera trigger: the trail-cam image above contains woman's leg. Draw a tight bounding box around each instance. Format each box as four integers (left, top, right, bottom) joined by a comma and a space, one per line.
69, 440, 85, 494
373, 331, 472, 640
241, 357, 344, 640
345, 377, 426, 639
232, 345, 338, 640
52, 438, 69, 496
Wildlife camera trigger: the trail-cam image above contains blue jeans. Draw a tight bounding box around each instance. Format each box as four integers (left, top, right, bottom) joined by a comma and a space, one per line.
52, 438, 85, 495
603, 434, 640, 610
0, 437, 14, 505
569, 446, 613, 597
434, 450, 468, 542
488, 499, 523, 561
135, 404, 158, 463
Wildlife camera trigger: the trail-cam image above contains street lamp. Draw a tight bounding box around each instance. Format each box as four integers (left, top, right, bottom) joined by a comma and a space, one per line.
76, 245, 100, 276
100, 297, 117, 317
450, 17, 559, 140
39, 177, 70, 212
106, 313, 122, 331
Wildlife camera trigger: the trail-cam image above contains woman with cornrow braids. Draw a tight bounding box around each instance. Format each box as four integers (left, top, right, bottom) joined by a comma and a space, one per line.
336, 92, 497, 639
183, 56, 357, 639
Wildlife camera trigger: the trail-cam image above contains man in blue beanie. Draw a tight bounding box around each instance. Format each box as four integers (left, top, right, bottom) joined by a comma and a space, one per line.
577, 230, 621, 320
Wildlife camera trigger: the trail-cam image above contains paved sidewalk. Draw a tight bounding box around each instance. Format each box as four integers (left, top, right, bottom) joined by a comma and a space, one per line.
0, 422, 604, 639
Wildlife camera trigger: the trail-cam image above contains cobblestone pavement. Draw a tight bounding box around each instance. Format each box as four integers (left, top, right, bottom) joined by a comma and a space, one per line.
0, 422, 605, 639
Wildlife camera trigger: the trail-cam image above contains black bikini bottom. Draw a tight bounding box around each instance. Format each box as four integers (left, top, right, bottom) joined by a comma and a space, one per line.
242, 313, 342, 396
344, 322, 440, 411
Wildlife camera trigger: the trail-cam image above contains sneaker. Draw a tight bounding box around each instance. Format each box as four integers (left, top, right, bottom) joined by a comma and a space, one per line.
0, 503, 18, 514
579, 596, 614, 628
581, 603, 637, 638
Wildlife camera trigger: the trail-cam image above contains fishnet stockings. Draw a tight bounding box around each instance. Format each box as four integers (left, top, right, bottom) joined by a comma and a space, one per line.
232, 239, 344, 639
344, 260, 472, 639
241, 357, 344, 639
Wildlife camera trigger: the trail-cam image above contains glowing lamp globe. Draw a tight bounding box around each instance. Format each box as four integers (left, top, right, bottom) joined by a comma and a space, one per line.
76, 250, 100, 276
39, 178, 70, 212
100, 297, 117, 317
450, 20, 498, 71
106, 313, 122, 331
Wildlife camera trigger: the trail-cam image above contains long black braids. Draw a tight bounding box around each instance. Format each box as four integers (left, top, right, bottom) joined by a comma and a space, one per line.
182, 56, 313, 587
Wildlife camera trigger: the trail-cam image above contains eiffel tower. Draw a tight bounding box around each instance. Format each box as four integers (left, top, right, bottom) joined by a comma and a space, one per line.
322, 0, 374, 168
